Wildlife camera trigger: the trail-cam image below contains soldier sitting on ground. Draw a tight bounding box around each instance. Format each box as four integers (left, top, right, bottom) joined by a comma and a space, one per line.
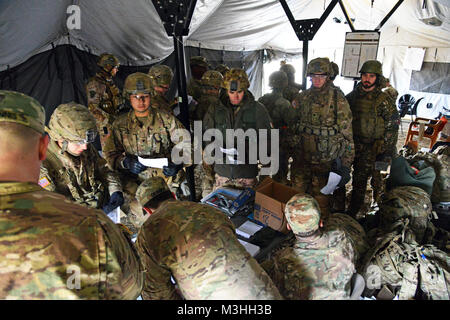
133, 177, 283, 300
0, 90, 143, 299
39, 103, 124, 214
261, 194, 356, 300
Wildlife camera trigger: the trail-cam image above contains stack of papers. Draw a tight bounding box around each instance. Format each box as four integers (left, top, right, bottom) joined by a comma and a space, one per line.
238, 239, 260, 257
236, 220, 264, 239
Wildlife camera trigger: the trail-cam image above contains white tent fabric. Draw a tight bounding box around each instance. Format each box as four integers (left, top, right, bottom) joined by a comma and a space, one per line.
0, 0, 449, 111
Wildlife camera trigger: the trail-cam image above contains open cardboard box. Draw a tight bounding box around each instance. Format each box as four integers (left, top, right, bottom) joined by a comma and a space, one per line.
253, 177, 300, 234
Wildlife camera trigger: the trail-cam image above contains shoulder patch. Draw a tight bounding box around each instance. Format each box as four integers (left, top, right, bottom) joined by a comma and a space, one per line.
38, 177, 51, 188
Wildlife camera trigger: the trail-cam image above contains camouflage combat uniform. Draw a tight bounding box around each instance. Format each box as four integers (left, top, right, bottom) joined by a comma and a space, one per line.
135, 200, 283, 300
259, 70, 295, 183
39, 103, 122, 209
103, 73, 188, 229
280, 63, 302, 102
346, 60, 400, 217
148, 64, 175, 114
290, 58, 354, 220
203, 68, 273, 190
40, 140, 122, 209
85, 53, 123, 150
188, 56, 209, 102
0, 90, 142, 299
261, 195, 355, 300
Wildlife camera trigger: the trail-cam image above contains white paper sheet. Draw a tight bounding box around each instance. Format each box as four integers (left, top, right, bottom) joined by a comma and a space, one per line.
106, 207, 120, 224
320, 172, 342, 195
238, 239, 260, 257
236, 220, 264, 239
403, 47, 426, 71
138, 157, 168, 169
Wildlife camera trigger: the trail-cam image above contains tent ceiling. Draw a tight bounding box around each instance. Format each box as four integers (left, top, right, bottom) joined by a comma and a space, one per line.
0, 0, 449, 70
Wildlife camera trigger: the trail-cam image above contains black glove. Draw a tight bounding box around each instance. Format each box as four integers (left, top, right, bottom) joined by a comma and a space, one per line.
122, 155, 147, 175
102, 191, 124, 214
163, 162, 183, 177
331, 158, 351, 188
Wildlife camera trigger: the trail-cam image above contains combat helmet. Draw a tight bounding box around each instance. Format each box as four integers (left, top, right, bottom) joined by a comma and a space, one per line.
201, 70, 224, 89
123, 72, 152, 98
222, 68, 250, 91
269, 71, 288, 89
215, 64, 230, 76
359, 60, 383, 75
136, 176, 171, 207
97, 53, 120, 73
48, 102, 97, 144
190, 56, 209, 68
148, 65, 173, 87
280, 62, 296, 75
306, 57, 331, 75
0, 90, 46, 134
285, 194, 321, 236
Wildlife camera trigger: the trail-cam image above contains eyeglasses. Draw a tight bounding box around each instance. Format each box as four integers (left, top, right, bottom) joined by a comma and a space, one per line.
310, 74, 328, 79
74, 129, 97, 145
131, 94, 150, 101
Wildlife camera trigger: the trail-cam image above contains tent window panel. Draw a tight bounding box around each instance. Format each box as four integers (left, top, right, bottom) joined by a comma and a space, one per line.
410, 62, 450, 94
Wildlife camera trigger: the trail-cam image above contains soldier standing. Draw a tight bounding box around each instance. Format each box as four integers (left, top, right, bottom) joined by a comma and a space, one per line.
134, 177, 283, 300
346, 60, 400, 218
261, 194, 356, 300
290, 57, 354, 220
203, 68, 273, 190
85, 53, 124, 150
39, 103, 124, 214
0, 90, 143, 299
148, 64, 176, 114
103, 72, 188, 231
259, 70, 295, 183
187, 56, 209, 102
214, 63, 230, 77
280, 61, 302, 102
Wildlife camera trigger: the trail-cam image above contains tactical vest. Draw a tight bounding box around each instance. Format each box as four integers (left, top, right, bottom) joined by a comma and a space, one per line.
120, 111, 173, 158
296, 87, 345, 164
44, 144, 105, 208
348, 87, 387, 143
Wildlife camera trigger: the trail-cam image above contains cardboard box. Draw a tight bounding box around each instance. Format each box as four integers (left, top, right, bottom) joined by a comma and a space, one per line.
253, 177, 300, 234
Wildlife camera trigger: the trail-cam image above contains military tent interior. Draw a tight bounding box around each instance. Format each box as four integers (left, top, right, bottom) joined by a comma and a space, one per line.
0, 0, 449, 124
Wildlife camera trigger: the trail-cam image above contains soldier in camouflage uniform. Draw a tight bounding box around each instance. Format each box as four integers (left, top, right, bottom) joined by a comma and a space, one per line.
134, 177, 283, 300
103, 72, 188, 231
85, 53, 124, 150
382, 78, 399, 102
259, 70, 295, 183
290, 58, 354, 220
215, 63, 230, 76
187, 56, 209, 102
280, 61, 302, 102
203, 68, 273, 190
192, 70, 225, 198
0, 90, 143, 299
346, 60, 400, 217
261, 194, 356, 299
148, 64, 176, 114
39, 103, 124, 213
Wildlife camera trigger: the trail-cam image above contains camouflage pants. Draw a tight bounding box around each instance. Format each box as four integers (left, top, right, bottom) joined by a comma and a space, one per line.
213, 174, 257, 191
290, 161, 333, 221
348, 143, 383, 217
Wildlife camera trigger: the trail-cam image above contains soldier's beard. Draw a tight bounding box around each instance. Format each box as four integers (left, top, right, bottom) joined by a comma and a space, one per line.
362, 81, 376, 90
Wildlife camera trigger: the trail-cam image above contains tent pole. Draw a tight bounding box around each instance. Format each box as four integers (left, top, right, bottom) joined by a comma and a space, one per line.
173, 35, 196, 201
